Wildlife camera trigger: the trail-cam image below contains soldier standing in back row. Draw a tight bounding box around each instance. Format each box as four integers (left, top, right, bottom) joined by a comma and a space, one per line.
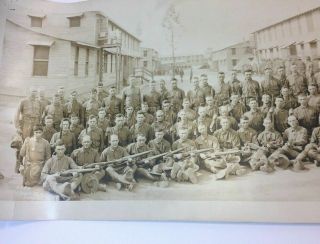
103, 86, 122, 122
42, 94, 64, 131
216, 72, 231, 106
260, 66, 282, 97
200, 74, 215, 98
242, 69, 261, 106
229, 69, 242, 96
288, 63, 307, 96
15, 87, 42, 140
122, 75, 142, 112
169, 78, 185, 113
143, 80, 161, 114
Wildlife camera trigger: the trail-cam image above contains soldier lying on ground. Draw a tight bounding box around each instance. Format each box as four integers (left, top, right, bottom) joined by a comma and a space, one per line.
41, 140, 82, 201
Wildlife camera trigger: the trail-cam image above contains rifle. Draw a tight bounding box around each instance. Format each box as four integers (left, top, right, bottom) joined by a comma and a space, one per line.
60, 168, 100, 177
136, 147, 186, 167
202, 149, 241, 159
83, 150, 154, 169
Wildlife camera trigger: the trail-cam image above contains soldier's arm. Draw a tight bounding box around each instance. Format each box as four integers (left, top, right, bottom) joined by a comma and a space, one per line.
294, 128, 308, 146
20, 139, 28, 157
40, 158, 52, 182
100, 131, 105, 153
69, 157, 81, 169
232, 134, 241, 149
94, 150, 101, 163
50, 134, 57, 149
72, 134, 77, 152
45, 141, 51, 161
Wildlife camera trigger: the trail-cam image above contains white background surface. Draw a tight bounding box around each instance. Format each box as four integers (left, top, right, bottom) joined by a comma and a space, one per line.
0, 221, 320, 244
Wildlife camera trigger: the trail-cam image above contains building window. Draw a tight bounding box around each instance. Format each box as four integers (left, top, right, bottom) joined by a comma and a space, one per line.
74, 46, 79, 76
85, 48, 89, 76
69, 17, 81, 27
310, 41, 317, 50
143, 61, 148, 67
33, 46, 50, 76
30, 17, 42, 27
231, 48, 236, 55
232, 59, 237, 67
306, 13, 314, 32
143, 50, 147, 57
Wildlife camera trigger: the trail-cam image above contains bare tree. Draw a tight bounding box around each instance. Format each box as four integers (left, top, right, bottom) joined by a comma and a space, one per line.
162, 4, 181, 78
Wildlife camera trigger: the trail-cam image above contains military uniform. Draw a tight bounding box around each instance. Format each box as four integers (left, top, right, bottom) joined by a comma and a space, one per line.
206, 104, 219, 118
260, 77, 282, 97
130, 123, 154, 142
242, 79, 261, 105
143, 113, 154, 125
97, 118, 110, 135
172, 138, 197, 151
308, 95, 320, 111
257, 129, 283, 149
200, 84, 215, 98
83, 99, 100, 122
103, 95, 122, 120
228, 102, 246, 122
20, 137, 51, 186
122, 86, 141, 111
97, 90, 109, 105
159, 87, 170, 104
195, 134, 220, 151
273, 108, 289, 134
50, 131, 77, 156
243, 109, 265, 132
296, 127, 320, 166
288, 73, 307, 96
124, 113, 136, 129
163, 109, 177, 126
282, 95, 298, 110
43, 103, 64, 131
293, 105, 318, 134
217, 82, 231, 105
64, 100, 83, 125
100, 146, 129, 162
169, 88, 185, 112
229, 79, 242, 96
259, 104, 271, 117
187, 88, 205, 109
39, 97, 51, 114
106, 125, 132, 147
42, 126, 57, 143
126, 143, 152, 160
237, 127, 258, 146
181, 108, 197, 121
143, 91, 161, 114
78, 127, 104, 152
213, 128, 241, 149
171, 121, 196, 140
15, 98, 42, 139
71, 147, 100, 166
69, 124, 84, 144
148, 138, 171, 154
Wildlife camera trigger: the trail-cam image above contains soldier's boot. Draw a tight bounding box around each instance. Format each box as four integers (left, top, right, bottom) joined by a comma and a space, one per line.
176, 169, 184, 182
170, 163, 181, 179
260, 164, 274, 173
292, 160, 308, 172
210, 166, 218, 174
0, 171, 4, 180
185, 169, 198, 184
136, 168, 158, 181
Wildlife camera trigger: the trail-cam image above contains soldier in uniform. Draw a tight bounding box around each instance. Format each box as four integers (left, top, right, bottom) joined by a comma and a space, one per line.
102, 86, 122, 121
259, 94, 272, 117
280, 86, 298, 110
82, 88, 101, 123
305, 56, 314, 83
50, 118, 77, 156
69, 113, 84, 144
106, 114, 132, 147
229, 69, 242, 96
96, 108, 110, 137
180, 98, 197, 121
272, 97, 289, 134
242, 69, 261, 106
96, 82, 109, 105
64, 91, 83, 125
78, 115, 105, 153
71, 135, 100, 166
216, 72, 231, 106
249, 117, 283, 173
41, 140, 82, 200
205, 96, 219, 119
287, 63, 308, 96
141, 102, 154, 124
122, 75, 141, 112
42, 115, 57, 143
260, 66, 282, 97
171, 110, 196, 140
228, 94, 246, 122
148, 128, 171, 155
169, 78, 185, 113
187, 76, 205, 109
277, 65, 289, 87
42, 94, 64, 131
20, 125, 51, 187
38, 89, 51, 113
159, 79, 170, 104
15, 87, 42, 140
243, 99, 265, 132
213, 105, 238, 131
124, 105, 136, 129
172, 127, 197, 152
195, 124, 221, 173
143, 80, 161, 114
57, 86, 66, 105
193, 106, 212, 136
130, 111, 154, 143
213, 117, 241, 150
237, 116, 258, 146
151, 110, 171, 143
295, 120, 320, 168
307, 83, 320, 111
199, 74, 215, 98
162, 100, 177, 126
293, 93, 318, 135
269, 115, 308, 170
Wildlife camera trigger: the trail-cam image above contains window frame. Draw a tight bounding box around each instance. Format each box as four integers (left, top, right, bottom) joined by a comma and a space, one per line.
32, 45, 50, 76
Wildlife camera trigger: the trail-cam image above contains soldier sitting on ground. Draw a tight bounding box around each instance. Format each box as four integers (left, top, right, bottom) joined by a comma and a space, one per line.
41, 140, 82, 200
213, 117, 241, 150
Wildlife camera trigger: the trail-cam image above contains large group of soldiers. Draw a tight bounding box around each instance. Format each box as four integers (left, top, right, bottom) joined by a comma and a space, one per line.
7, 59, 320, 200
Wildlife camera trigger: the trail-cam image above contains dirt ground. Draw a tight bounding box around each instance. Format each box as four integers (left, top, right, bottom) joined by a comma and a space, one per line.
1, 74, 320, 201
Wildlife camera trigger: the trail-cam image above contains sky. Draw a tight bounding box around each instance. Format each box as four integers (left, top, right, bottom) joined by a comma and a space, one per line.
19, 0, 320, 56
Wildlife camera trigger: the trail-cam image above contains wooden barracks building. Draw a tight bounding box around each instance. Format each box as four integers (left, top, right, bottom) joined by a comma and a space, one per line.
0, 0, 141, 97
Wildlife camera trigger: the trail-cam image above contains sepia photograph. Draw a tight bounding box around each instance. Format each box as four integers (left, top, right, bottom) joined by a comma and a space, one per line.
1, 0, 320, 222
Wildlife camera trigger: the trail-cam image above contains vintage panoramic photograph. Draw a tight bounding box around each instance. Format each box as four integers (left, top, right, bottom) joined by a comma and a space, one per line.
0, 0, 320, 221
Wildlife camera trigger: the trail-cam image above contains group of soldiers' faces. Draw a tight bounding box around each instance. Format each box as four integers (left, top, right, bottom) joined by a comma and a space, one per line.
155, 110, 164, 122
110, 135, 119, 148
136, 113, 145, 124
81, 135, 92, 149
244, 71, 252, 81
218, 73, 225, 83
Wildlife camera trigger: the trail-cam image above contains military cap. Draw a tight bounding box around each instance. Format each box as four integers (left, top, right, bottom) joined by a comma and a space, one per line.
45, 115, 53, 120
88, 114, 97, 120
244, 68, 252, 73
33, 124, 43, 132
154, 127, 164, 133
218, 71, 225, 75
55, 139, 65, 147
